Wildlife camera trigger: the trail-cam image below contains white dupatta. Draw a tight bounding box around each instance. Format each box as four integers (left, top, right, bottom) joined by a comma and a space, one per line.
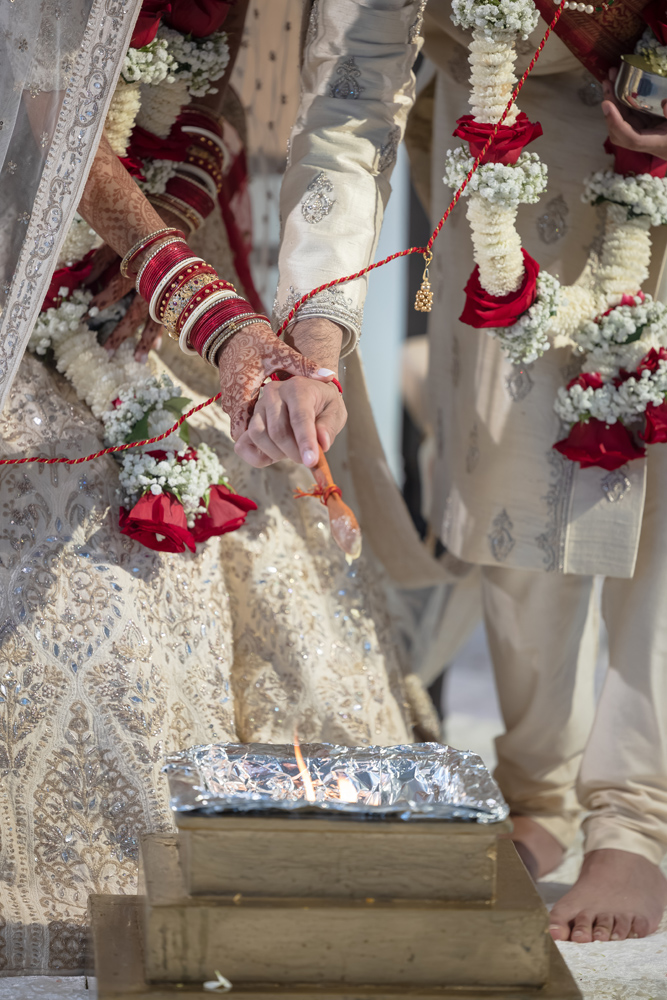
0, 0, 141, 413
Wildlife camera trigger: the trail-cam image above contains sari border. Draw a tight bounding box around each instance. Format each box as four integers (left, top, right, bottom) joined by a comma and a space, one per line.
0, 0, 141, 414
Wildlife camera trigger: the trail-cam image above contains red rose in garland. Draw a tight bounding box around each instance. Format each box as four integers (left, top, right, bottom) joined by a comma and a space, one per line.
566, 372, 605, 392
42, 251, 97, 311
554, 418, 646, 471
454, 113, 543, 166
131, 0, 172, 48
460, 250, 540, 329
167, 0, 232, 37
119, 492, 196, 553
191, 484, 258, 542
636, 346, 667, 375
642, 401, 667, 443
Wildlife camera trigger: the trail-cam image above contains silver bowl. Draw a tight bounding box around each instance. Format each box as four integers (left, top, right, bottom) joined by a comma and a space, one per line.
615, 55, 667, 118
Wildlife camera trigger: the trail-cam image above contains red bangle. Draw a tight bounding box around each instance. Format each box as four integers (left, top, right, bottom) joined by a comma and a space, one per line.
154, 264, 219, 321
180, 109, 224, 139
137, 244, 194, 302
177, 287, 243, 336
166, 175, 215, 219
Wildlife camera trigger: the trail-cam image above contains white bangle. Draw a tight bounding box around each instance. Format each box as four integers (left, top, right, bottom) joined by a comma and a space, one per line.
178, 289, 239, 355
175, 164, 219, 201
149, 258, 204, 323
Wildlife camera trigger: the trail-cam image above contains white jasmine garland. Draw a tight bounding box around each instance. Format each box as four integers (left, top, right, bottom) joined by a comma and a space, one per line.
102, 374, 187, 449
158, 26, 230, 98
56, 214, 103, 269
105, 79, 142, 157
139, 158, 179, 195
595, 204, 653, 301
450, 0, 538, 39
118, 442, 227, 525
469, 32, 519, 124
582, 170, 667, 226
135, 77, 191, 140
575, 296, 667, 352
444, 148, 548, 207
466, 195, 524, 296
490, 270, 561, 364
122, 39, 178, 86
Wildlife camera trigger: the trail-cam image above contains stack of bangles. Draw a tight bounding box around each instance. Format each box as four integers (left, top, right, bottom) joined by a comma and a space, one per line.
121, 227, 272, 367
149, 110, 225, 235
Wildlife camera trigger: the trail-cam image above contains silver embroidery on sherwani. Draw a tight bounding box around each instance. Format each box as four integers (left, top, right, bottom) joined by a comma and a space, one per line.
273, 285, 363, 339
466, 424, 480, 474
409, 0, 428, 41
489, 510, 516, 562
330, 58, 363, 99
536, 448, 575, 572
378, 126, 401, 172
602, 469, 631, 503
301, 172, 335, 224
505, 363, 534, 401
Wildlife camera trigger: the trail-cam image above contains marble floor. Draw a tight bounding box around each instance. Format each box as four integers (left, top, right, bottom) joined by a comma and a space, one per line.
1, 623, 666, 999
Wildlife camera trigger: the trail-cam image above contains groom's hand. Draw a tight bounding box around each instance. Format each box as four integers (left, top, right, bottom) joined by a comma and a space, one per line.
226, 317, 347, 468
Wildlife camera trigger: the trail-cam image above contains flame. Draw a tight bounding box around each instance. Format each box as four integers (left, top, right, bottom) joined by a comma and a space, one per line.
336, 774, 358, 803
293, 732, 316, 802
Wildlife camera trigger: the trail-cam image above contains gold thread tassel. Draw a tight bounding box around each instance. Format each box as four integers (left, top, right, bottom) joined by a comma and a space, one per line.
414, 251, 433, 313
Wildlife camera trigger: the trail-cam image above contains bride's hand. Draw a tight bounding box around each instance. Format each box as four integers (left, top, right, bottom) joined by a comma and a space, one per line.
218, 323, 341, 467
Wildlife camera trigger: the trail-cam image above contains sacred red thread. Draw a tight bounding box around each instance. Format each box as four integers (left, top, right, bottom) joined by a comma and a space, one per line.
293, 484, 343, 505
0, 2, 564, 470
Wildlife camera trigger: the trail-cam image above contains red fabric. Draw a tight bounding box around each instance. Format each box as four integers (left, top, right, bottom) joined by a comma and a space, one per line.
642, 0, 667, 43
129, 124, 190, 163
42, 252, 97, 311
459, 250, 539, 329
554, 418, 646, 470
167, 0, 232, 38
131, 0, 172, 47
604, 138, 667, 178
453, 113, 543, 165
532, 0, 651, 82
191, 483, 257, 542
119, 492, 196, 552
641, 399, 667, 441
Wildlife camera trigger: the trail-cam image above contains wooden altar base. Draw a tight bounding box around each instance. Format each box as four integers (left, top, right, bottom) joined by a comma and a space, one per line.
90, 841, 582, 1000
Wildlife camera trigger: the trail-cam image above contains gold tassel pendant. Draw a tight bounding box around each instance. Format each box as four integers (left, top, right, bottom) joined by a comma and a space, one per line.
414, 251, 433, 313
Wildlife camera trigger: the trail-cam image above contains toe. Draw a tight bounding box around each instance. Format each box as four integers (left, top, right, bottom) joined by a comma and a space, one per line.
571, 911, 594, 943
592, 913, 614, 942
549, 920, 569, 942
630, 916, 650, 938
610, 914, 632, 941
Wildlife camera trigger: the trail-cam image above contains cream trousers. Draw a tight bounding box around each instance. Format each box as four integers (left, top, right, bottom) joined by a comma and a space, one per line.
480, 446, 667, 867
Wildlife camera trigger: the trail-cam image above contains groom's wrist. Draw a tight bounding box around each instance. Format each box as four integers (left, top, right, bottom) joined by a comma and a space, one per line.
285, 317, 343, 377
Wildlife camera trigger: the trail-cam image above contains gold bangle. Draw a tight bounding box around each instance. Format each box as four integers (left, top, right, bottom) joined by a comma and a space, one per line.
151, 194, 204, 233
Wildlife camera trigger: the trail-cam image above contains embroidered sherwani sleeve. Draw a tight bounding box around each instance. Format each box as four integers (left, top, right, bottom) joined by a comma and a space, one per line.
274, 0, 424, 356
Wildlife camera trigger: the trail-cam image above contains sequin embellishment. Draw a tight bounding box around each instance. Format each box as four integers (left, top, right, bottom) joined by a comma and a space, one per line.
601, 469, 631, 503
505, 363, 534, 402
330, 58, 363, 100
537, 195, 569, 245
301, 173, 335, 225
379, 126, 401, 173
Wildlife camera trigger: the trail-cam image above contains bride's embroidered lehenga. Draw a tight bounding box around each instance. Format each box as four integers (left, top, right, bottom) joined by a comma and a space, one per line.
0, 0, 415, 974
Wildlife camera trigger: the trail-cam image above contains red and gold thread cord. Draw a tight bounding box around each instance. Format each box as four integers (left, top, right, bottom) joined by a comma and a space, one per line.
293, 484, 343, 505
0, 2, 564, 470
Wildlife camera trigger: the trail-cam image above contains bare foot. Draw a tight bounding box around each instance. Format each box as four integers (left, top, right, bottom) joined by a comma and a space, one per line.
549, 849, 667, 942
501, 815, 565, 879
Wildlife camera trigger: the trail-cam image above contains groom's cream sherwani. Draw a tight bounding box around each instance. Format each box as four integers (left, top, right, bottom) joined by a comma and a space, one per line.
277, 0, 667, 865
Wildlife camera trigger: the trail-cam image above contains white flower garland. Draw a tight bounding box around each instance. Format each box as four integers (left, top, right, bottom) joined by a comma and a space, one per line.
466, 195, 525, 296
582, 170, 667, 226
451, 0, 538, 39
135, 77, 191, 140
105, 79, 142, 157
28, 292, 230, 527
56, 214, 103, 269
159, 26, 230, 98
139, 158, 179, 195
489, 270, 561, 364
444, 148, 548, 207
121, 38, 178, 86
574, 296, 664, 353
